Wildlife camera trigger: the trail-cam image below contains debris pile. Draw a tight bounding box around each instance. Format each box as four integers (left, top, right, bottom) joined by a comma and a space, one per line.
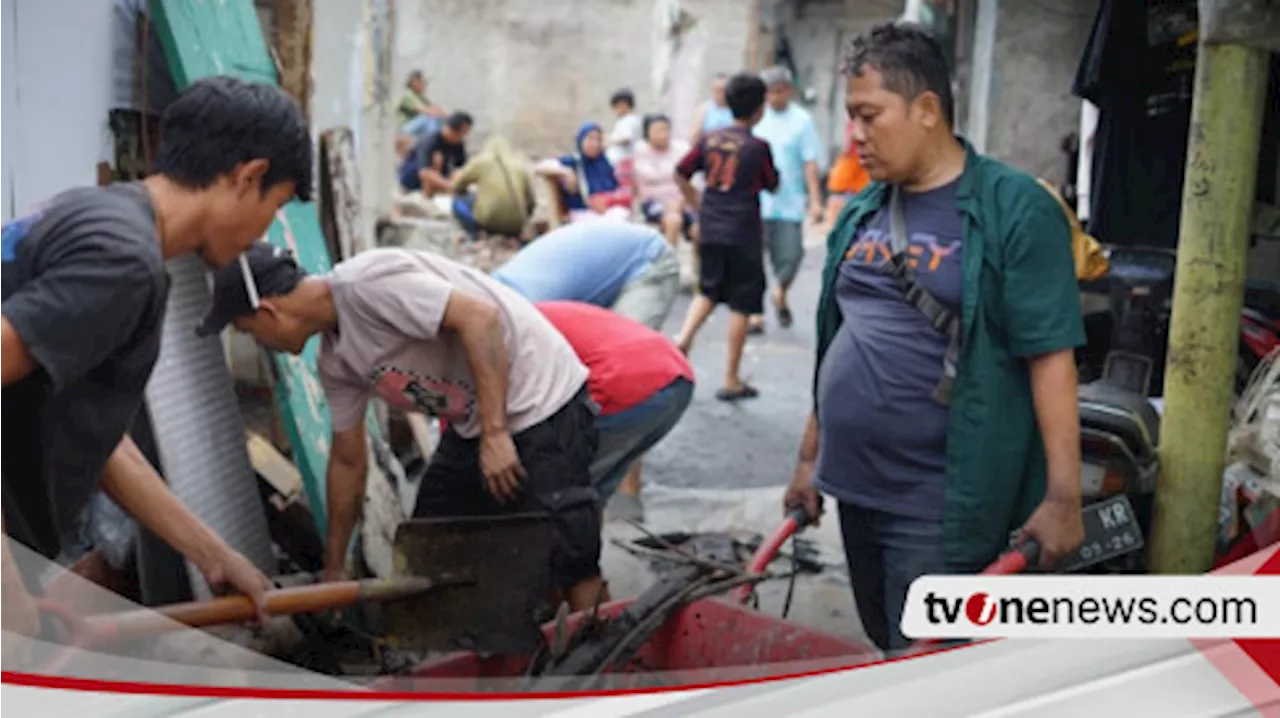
1222, 348, 1280, 549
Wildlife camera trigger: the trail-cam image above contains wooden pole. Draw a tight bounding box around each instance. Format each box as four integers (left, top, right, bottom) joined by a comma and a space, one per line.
1149, 41, 1269, 574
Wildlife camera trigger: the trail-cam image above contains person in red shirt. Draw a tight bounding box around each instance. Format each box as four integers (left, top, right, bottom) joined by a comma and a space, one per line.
537, 301, 694, 522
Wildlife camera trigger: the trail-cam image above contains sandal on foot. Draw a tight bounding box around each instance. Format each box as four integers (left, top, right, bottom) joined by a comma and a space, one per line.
715, 384, 760, 402
777, 306, 793, 328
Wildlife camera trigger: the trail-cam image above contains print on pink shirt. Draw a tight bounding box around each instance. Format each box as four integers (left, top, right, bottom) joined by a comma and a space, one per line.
370, 365, 474, 422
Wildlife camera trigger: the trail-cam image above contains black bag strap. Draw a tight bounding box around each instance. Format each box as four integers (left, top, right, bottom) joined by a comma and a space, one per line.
885, 185, 961, 406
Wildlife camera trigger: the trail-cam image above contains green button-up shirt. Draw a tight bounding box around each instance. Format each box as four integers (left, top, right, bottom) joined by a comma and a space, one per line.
814, 140, 1086, 570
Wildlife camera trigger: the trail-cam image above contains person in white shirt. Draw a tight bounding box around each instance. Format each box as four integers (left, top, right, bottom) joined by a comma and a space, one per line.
633, 114, 696, 247
606, 89, 643, 170
199, 245, 607, 613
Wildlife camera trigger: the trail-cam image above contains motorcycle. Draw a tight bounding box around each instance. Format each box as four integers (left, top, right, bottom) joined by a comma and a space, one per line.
1073, 250, 1280, 573
1077, 380, 1161, 573
1078, 246, 1279, 398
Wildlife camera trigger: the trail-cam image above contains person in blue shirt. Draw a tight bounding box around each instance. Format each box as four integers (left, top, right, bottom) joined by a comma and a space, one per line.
690, 73, 735, 147
492, 222, 680, 331
751, 65, 826, 332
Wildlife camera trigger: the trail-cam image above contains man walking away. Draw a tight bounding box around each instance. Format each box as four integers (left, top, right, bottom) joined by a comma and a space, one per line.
783, 24, 1085, 652
493, 222, 680, 332
399, 111, 473, 197
198, 245, 606, 612
1, 76, 313, 637
538, 301, 694, 523
751, 65, 825, 332
672, 74, 778, 402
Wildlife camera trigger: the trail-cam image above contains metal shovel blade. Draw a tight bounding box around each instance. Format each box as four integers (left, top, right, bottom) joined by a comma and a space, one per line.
382, 512, 555, 654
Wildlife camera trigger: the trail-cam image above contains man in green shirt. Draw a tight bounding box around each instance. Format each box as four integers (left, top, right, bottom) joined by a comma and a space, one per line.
782, 23, 1085, 652
398, 70, 448, 145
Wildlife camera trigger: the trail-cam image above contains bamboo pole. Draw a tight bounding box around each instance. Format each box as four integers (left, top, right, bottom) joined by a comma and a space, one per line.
1149, 41, 1269, 574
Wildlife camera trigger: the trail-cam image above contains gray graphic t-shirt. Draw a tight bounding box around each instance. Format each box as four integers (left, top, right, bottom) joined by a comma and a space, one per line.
814, 180, 964, 521
318, 248, 588, 438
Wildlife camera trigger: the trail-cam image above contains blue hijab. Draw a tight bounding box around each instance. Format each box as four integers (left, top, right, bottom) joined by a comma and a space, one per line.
558, 122, 618, 210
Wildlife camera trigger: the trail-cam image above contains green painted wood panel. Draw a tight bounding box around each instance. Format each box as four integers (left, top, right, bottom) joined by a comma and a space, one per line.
148, 0, 385, 541
150, 0, 277, 85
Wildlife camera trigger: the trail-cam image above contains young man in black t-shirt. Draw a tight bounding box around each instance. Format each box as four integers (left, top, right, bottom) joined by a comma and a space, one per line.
398, 111, 474, 196
673, 74, 778, 401
0, 76, 313, 639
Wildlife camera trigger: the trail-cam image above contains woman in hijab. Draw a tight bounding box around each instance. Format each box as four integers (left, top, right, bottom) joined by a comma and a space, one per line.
451, 136, 537, 238
536, 122, 632, 223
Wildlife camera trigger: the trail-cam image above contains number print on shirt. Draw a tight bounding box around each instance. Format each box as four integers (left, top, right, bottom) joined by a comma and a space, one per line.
704, 134, 744, 192
705, 151, 740, 192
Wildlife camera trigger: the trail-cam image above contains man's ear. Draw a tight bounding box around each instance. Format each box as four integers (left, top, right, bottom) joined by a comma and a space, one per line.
916, 92, 944, 130
257, 297, 285, 320
234, 159, 272, 197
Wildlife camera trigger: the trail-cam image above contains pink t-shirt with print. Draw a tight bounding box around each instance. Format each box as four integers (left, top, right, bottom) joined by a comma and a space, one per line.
632, 138, 691, 206
317, 248, 588, 438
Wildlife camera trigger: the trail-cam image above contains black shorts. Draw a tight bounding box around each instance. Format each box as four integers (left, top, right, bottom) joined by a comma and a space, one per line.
411, 387, 602, 592
697, 243, 765, 315
641, 199, 696, 232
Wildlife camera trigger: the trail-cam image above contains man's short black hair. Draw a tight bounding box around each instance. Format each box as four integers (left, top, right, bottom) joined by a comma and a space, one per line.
724, 74, 767, 120
610, 89, 636, 109
407, 69, 424, 86
447, 111, 474, 131
154, 76, 313, 202
843, 22, 955, 127
642, 113, 670, 139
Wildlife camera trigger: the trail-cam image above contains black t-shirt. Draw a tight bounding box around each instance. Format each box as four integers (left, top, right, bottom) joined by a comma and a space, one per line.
1073, 0, 1198, 249
399, 130, 468, 191
675, 125, 779, 249
1, 182, 170, 559
416, 131, 467, 178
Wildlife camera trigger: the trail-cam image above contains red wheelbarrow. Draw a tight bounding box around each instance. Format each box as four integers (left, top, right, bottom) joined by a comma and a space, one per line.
374, 495, 1144, 692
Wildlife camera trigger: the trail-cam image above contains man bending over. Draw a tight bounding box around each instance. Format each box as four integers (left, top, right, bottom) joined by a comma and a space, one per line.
197, 244, 606, 611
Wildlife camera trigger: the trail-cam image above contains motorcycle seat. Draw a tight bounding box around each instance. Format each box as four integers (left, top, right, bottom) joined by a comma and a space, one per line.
1078, 381, 1160, 464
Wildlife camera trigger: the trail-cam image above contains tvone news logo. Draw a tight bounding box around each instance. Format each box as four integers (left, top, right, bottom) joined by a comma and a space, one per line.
922, 591, 1258, 627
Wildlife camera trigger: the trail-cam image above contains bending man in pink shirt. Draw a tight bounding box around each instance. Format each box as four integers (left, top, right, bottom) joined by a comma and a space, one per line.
538, 301, 694, 523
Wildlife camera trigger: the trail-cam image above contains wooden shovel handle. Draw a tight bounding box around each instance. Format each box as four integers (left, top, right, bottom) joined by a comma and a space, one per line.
80, 577, 434, 643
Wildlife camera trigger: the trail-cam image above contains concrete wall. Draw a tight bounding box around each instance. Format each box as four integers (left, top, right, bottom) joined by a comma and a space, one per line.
310, 0, 398, 236
393, 0, 755, 158
983, 0, 1098, 182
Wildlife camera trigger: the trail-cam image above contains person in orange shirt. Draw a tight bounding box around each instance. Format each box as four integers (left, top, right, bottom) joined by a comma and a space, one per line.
824, 117, 870, 227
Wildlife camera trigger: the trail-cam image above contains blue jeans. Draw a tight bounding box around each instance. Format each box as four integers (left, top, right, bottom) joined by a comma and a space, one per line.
401, 114, 442, 140
838, 502, 944, 652
453, 195, 479, 238
589, 378, 693, 501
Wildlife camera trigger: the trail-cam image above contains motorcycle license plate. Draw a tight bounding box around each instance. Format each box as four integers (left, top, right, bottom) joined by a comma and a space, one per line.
1056, 494, 1145, 573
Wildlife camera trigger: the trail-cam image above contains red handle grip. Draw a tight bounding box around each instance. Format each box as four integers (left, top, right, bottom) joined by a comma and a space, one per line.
980, 539, 1041, 576
731, 504, 820, 604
